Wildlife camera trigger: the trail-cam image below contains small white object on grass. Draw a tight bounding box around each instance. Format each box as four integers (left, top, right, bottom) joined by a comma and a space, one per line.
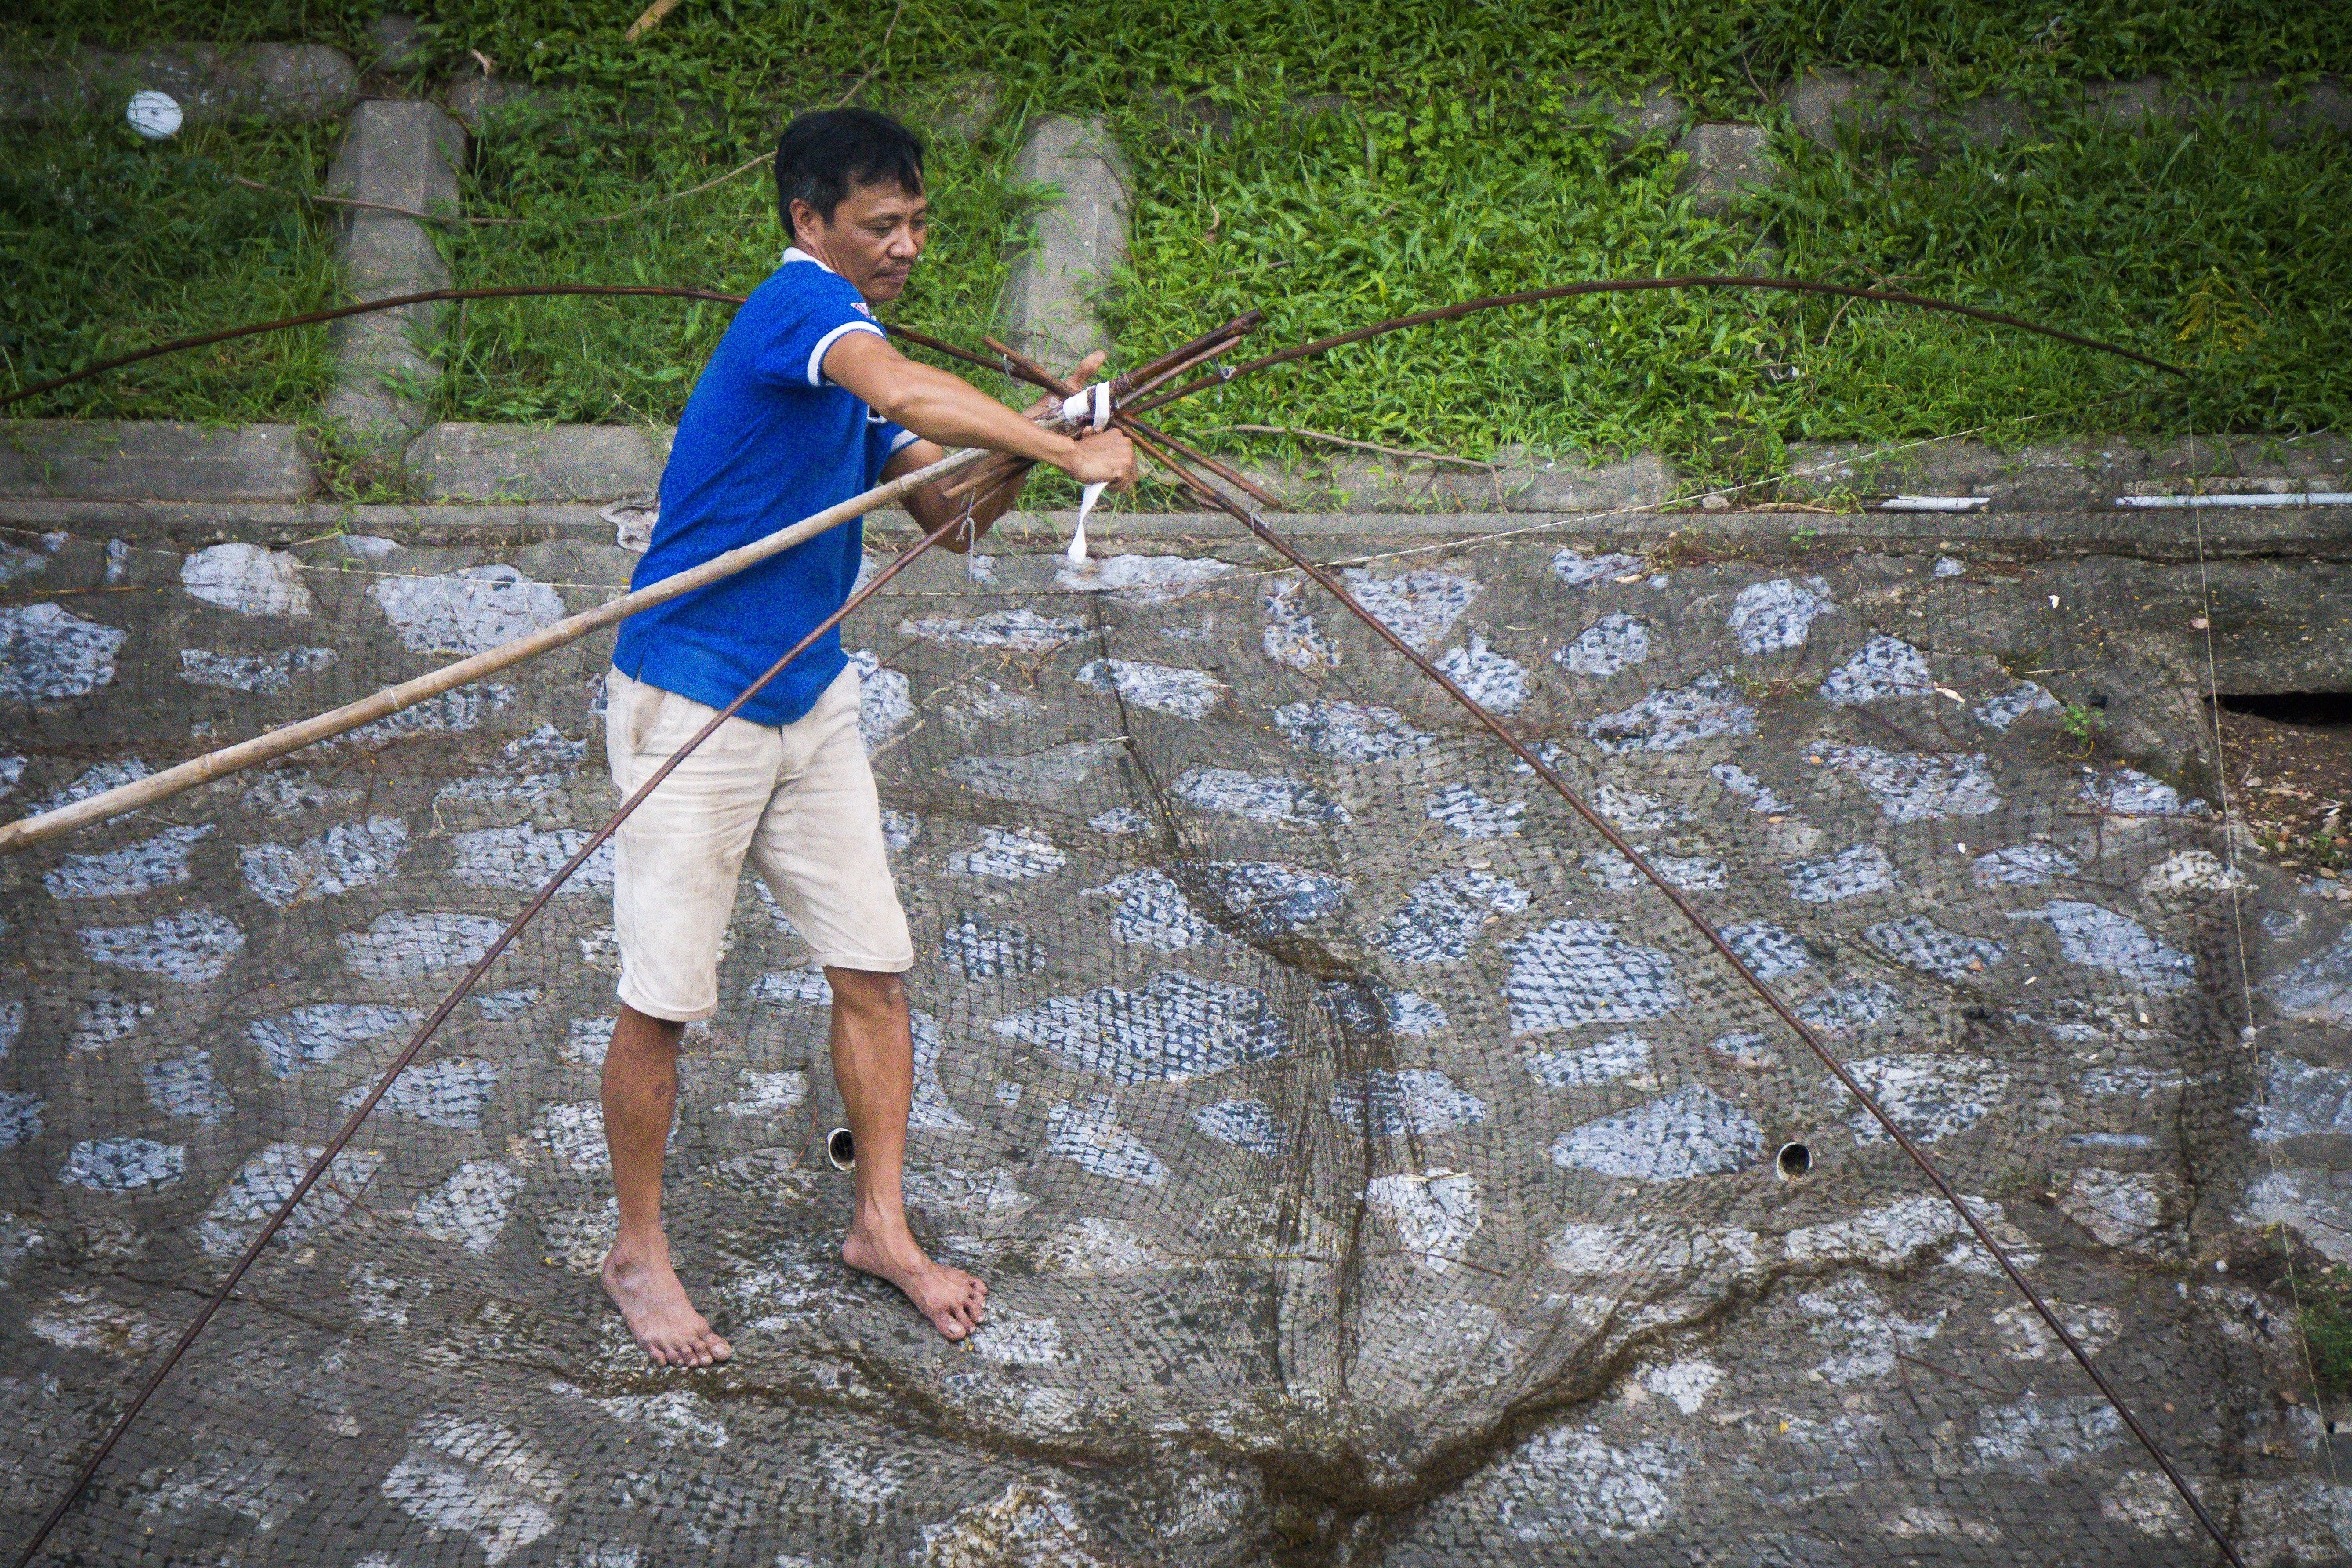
126, 91, 183, 140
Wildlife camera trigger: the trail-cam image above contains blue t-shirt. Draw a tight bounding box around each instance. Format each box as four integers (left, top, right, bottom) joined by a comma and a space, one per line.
611, 249, 918, 727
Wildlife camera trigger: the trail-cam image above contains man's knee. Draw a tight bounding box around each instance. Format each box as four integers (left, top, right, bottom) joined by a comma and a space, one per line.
826, 967, 908, 1020
611, 1005, 688, 1071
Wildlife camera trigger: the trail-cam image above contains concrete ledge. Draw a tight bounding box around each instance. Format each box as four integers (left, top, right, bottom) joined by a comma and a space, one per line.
0, 44, 358, 123
445, 74, 550, 134
1676, 122, 1777, 215
1225, 448, 1678, 513
1778, 434, 2352, 508
1552, 78, 1685, 143
0, 423, 313, 501
407, 421, 671, 501
1788, 68, 2350, 150
5, 499, 2343, 559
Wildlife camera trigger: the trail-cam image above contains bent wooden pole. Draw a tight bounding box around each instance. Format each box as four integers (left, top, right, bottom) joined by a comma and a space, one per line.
0, 443, 990, 858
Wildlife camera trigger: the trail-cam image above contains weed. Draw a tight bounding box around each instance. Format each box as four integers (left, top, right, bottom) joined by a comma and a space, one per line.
2059, 700, 2105, 750
1, 114, 343, 421
2303, 1266, 2352, 1400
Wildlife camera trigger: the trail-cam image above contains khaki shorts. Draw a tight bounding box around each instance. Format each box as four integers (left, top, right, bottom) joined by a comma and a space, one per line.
604, 663, 913, 1022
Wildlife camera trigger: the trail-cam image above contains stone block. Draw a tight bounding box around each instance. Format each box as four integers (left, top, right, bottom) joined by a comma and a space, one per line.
323, 100, 467, 448
1552, 77, 1684, 143
1786, 71, 2347, 154
1785, 67, 2026, 150
1142, 92, 1358, 142
909, 74, 1000, 142
999, 116, 1131, 375
1675, 122, 1776, 215
406, 423, 672, 502
2276, 78, 2352, 141
0, 423, 313, 500
367, 13, 429, 74
445, 73, 550, 134
0, 44, 357, 123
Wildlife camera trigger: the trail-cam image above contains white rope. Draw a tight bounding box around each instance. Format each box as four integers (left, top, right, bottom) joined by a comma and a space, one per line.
1057, 380, 1115, 563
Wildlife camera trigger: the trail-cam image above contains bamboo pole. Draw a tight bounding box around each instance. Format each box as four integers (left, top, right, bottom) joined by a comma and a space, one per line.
0, 312, 1261, 858
0, 444, 989, 858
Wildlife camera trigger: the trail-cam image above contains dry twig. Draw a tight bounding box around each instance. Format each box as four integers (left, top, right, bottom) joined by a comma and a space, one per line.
623, 0, 684, 43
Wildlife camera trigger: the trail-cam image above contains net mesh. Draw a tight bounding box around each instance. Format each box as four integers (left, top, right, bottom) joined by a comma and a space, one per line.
0, 514, 2340, 1565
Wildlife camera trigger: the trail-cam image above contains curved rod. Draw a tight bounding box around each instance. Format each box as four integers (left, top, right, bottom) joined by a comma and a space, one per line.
0, 285, 751, 411
992, 332, 2240, 1563
1127, 272, 2187, 416
3, 274, 2183, 414
1121, 428, 2248, 1568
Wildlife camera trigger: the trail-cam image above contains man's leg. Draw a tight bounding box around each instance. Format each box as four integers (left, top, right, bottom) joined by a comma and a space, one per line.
828, 969, 987, 1341
600, 1002, 732, 1367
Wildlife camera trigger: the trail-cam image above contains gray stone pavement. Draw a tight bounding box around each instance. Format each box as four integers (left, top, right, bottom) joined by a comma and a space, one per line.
1, 512, 2350, 1563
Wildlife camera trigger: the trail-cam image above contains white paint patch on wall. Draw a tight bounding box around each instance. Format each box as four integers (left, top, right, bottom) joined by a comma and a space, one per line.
1075, 657, 1223, 718
45, 824, 212, 899
379, 1412, 566, 1564
1047, 1097, 1167, 1184
451, 826, 614, 892
1435, 634, 1529, 711
198, 1142, 383, 1256
249, 1003, 421, 1078
241, 817, 409, 906
372, 565, 564, 654
1585, 674, 1756, 753
339, 911, 504, 981
178, 647, 336, 692
181, 543, 311, 617
0, 603, 128, 702
1365, 1170, 1483, 1271
946, 826, 1066, 880
1549, 1087, 1763, 1181
412, 1160, 523, 1252
1820, 634, 1933, 705
77, 908, 245, 981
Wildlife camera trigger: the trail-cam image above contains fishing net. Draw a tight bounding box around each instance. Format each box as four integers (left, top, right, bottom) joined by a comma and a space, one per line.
1, 510, 2343, 1565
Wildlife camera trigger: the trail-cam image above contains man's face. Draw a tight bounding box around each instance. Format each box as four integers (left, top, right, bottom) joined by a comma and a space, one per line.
793, 178, 928, 303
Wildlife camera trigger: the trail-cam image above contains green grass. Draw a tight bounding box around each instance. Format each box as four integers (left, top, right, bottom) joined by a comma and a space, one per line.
0, 114, 344, 422
430, 86, 1027, 425
3, 0, 382, 57
1758, 107, 2352, 443
2303, 1265, 2352, 1399
405, 2, 2351, 122
1110, 86, 2349, 477
4, 4, 2345, 450
1111, 92, 1777, 466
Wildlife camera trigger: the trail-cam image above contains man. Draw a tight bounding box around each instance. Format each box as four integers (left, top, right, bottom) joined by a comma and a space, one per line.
598, 107, 1135, 1366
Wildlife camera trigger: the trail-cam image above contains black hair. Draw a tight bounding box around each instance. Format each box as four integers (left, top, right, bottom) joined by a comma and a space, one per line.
775, 108, 925, 236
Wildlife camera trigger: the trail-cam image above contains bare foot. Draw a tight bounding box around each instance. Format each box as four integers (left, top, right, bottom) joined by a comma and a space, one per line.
843, 1218, 988, 1341
601, 1236, 732, 1367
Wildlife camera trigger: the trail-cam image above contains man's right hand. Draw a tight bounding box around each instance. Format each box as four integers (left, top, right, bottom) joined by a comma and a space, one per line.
1062, 429, 1138, 490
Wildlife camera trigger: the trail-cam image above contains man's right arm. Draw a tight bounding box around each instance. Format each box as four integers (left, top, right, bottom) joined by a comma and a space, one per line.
820, 330, 1135, 489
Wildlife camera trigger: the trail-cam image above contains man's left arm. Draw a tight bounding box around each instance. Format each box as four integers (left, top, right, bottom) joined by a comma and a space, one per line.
880, 350, 1109, 554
